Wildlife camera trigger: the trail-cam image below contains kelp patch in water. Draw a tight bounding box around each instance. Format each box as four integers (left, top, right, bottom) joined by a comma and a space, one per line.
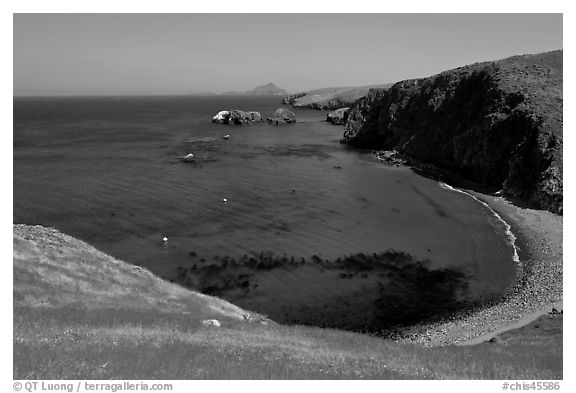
261, 144, 334, 159
171, 250, 475, 335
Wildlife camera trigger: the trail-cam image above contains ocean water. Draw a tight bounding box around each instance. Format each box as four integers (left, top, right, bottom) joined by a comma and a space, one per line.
13, 96, 517, 305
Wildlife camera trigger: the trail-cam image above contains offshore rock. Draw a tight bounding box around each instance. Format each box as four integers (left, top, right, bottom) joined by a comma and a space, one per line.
229, 110, 263, 125
326, 107, 349, 125
212, 110, 263, 125
268, 108, 296, 125
343, 50, 563, 214
212, 110, 230, 124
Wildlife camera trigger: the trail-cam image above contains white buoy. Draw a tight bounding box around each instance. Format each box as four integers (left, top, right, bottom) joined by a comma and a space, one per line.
223, 134, 230, 140
222, 198, 228, 203
162, 237, 168, 242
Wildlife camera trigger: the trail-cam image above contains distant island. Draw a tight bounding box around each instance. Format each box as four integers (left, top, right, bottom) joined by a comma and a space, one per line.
245, 82, 288, 96
219, 82, 288, 96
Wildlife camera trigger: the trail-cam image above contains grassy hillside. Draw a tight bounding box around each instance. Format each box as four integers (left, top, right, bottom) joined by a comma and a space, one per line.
13, 224, 562, 379
282, 85, 391, 110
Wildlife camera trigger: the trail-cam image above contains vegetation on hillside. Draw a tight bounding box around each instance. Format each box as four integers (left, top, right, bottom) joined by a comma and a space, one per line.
282, 85, 391, 110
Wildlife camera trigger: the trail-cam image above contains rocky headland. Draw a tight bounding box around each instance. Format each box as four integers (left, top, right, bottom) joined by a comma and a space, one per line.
342, 50, 563, 214
326, 107, 349, 125
282, 85, 391, 110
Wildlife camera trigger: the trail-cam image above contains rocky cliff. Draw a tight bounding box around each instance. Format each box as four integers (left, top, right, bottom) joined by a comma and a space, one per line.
343, 51, 563, 214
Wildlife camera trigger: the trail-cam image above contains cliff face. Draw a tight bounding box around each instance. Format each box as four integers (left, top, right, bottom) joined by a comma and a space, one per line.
343, 51, 563, 214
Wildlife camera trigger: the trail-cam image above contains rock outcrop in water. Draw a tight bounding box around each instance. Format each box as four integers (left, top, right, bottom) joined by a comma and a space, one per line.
212, 110, 230, 123
326, 107, 349, 125
267, 108, 296, 125
212, 110, 263, 125
343, 51, 563, 214
230, 110, 263, 124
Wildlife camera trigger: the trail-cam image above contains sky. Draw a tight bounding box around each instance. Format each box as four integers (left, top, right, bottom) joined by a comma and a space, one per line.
13, 13, 563, 96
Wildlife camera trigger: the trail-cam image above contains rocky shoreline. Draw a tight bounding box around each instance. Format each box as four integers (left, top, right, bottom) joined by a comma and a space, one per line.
391, 185, 562, 346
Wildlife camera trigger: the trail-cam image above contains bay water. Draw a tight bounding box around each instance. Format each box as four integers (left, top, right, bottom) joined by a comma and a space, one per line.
13, 96, 517, 309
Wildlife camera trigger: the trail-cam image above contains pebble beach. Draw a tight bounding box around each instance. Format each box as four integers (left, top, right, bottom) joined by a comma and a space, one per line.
399, 192, 563, 346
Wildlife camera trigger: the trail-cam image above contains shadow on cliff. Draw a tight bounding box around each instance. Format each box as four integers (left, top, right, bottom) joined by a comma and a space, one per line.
408, 165, 541, 211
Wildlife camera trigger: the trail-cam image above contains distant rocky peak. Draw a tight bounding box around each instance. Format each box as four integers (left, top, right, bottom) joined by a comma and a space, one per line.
246, 82, 288, 96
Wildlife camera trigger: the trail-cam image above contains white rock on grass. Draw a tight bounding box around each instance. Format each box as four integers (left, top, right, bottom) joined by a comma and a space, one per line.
202, 319, 222, 327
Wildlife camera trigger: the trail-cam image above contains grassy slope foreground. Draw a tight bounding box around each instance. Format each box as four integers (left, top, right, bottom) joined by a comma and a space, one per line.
13, 224, 561, 379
